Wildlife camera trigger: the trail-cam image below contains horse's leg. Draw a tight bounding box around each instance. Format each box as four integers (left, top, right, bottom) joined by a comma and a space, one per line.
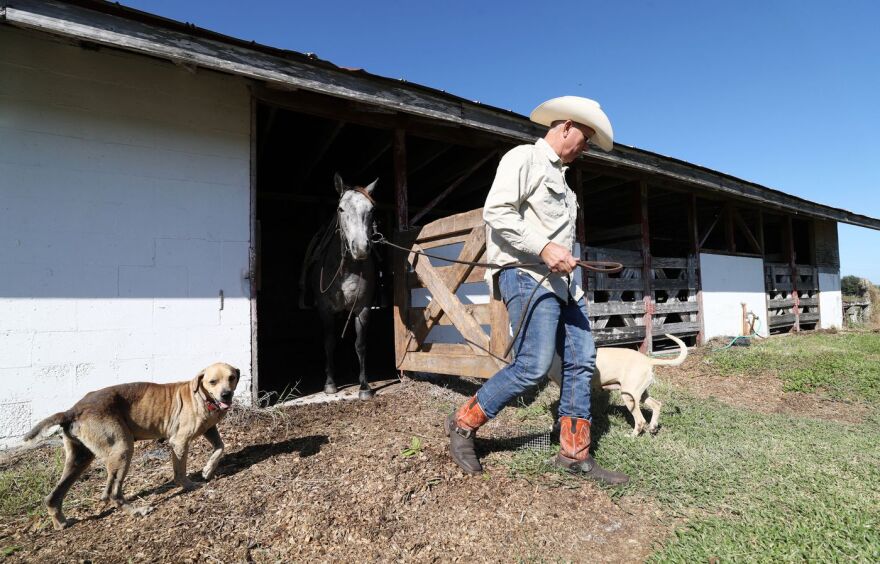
319, 308, 338, 395
355, 307, 373, 400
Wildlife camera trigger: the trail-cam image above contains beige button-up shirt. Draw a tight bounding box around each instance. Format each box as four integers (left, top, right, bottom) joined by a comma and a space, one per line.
483, 138, 582, 301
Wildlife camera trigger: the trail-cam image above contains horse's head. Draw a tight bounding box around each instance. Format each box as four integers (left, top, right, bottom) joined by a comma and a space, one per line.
334, 172, 378, 261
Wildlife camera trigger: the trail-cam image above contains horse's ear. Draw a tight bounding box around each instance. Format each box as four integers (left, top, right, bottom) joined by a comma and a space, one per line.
365, 178, 378, 194
334, 172, 345, 195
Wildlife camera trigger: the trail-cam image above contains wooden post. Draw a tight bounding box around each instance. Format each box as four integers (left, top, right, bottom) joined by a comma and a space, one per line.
392, 233, 412, 367
724, 203, 736, 253
786, 215, 800, 332
392, 128, 411, 368
688, 193, 704, 345
757, 210, 765, 257
248, 94, 260, 403
574, 168, 589, 293
393, 128, 409, 230
640, 182, 653, 353
575, 168, 586, 253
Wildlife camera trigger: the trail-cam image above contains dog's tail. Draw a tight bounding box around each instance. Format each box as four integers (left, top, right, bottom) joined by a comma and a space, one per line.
22, 411, 71, 442
649, 334, 689, 366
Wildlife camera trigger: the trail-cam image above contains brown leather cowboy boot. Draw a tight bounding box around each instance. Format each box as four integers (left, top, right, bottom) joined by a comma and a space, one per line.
554, 416, 629, 485
444, 396, 488, 474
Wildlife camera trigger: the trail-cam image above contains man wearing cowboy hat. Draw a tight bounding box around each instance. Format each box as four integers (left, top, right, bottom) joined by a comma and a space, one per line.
444, 96, 629, 485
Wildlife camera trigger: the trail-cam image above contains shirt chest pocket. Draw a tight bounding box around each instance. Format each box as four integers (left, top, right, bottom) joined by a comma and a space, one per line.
540, 180, 568, 218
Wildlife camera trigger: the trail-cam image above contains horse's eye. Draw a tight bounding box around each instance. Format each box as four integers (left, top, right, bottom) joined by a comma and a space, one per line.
338, 207, 344, 212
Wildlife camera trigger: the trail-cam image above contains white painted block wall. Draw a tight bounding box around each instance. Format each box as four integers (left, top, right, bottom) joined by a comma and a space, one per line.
818, 271, 843, 329
699, 253, 769, 339
0, 28, 253, 445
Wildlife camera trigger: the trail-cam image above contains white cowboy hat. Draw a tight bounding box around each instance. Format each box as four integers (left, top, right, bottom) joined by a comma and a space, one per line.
529, 96, 614, 152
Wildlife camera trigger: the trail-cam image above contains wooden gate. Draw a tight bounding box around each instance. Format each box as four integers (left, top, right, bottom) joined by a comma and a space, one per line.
392, 209, 511, 378
391, 209, 703, 377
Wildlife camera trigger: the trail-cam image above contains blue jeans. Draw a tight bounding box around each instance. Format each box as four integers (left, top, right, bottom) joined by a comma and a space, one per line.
476, 268, 597, 421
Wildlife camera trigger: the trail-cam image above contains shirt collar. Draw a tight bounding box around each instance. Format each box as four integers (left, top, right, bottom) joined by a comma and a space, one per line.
535, 138, 567, 171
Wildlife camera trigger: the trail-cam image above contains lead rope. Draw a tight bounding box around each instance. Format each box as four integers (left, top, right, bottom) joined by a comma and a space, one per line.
370, 231, 623, 364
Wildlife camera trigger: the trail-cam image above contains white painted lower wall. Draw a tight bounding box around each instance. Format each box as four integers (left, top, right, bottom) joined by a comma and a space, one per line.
699, 253, 769, 339
818, 271, 843, 329
0, 28, 253, 445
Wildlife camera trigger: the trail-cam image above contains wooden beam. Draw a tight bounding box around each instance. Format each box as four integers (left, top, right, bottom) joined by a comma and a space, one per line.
732, 208, 762, 254
689, 193, 704, 345
757, 209, 766, 257
724, 203, 736, 253
410, 150, 497, 225
575, 168, 586, 251
786, 215, 800, 332
398, 353, 498, 379
392, 232, 413, 367
248, 95, 260, 402
640, 181, 653, 354
698, 206, 724, 249
414, 208, 484, 241
393, 128, 409, 230
489, 284, 511, 363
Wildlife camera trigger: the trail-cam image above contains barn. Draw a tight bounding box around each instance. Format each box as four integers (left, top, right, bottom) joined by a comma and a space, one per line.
3, 0, 879, 445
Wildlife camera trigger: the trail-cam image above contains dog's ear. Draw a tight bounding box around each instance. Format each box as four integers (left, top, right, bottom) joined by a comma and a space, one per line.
190, 369, 206, 394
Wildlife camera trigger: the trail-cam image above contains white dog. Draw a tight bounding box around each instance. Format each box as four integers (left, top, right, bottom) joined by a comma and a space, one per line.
549, 334, 688, 435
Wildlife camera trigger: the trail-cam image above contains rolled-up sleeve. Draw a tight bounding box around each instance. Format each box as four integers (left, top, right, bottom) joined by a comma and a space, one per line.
482, 149, 550, 257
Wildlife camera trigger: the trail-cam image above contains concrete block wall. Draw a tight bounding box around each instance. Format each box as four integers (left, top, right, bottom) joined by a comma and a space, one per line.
699, 253, 770, 339
0, 28, 253, 445
818, 270, 843, 329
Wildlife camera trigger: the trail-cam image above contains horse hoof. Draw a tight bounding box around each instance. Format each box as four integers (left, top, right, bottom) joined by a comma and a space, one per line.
324, 385, 338, 395
358, 389, 375, 400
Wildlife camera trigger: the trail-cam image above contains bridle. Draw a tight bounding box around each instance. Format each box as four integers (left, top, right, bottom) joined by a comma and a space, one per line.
319, 186, 376, 294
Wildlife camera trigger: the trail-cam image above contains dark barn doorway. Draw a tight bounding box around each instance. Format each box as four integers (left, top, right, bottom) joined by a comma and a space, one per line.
254, 103, 397, 399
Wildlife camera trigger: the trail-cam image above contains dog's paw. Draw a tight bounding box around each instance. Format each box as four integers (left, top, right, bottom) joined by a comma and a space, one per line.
178, 478, 200, 492
50, 517, 70, 531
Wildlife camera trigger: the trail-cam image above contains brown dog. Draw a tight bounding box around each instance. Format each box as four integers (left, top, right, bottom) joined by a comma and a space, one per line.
23, 362, 240, 530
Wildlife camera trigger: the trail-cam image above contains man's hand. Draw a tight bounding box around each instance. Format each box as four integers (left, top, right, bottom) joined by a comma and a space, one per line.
539, 242, 578, 274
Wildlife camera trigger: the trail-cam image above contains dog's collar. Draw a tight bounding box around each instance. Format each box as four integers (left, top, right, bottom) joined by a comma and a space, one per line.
196, 387, 225, 413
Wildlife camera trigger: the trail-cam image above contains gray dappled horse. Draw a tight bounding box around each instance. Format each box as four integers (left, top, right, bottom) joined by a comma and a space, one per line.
304, 173, 378, 400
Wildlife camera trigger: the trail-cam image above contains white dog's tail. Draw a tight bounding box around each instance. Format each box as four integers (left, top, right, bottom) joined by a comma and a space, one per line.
648, 334, 688, 366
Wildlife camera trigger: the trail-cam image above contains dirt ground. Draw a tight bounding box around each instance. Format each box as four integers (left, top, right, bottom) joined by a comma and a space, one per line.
1, 377, 668, 563
1, 344, 866, 563
662, 344, 873, 426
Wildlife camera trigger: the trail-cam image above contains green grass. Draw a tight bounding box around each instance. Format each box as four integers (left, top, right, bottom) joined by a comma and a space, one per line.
706, 332, 880, 402
0, 450, 63, 518
594, 383, 880, 562
495, 332, 880, 560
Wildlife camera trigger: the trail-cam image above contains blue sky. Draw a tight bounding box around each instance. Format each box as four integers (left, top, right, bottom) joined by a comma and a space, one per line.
124, 0, 880, 283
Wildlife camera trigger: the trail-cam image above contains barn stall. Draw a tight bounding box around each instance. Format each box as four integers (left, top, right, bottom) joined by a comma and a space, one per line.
3, 0, 880, 444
